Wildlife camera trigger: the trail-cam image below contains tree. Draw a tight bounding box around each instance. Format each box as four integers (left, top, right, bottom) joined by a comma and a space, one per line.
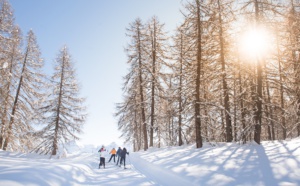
3, 30, 45, 151
35, 46, 86, 155
144, 16, 169, 147
0, 26, 22, 149
171, 22, 195, 146
181, 0, 206, 148
286, 0, 300, 137
116, 18, 149, 151
214, 0, 234, 142
0, 0, 17, 148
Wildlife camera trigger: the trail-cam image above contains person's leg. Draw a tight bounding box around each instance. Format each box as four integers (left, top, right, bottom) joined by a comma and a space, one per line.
99, 157, 101, 169
116, 156, 120, 165
119, 157, 124, 167
108, 155, 112, 162
113, 154, 116, 162
100, 157, 103, 168
101, 157, 105, 168
123, 157, 126, 168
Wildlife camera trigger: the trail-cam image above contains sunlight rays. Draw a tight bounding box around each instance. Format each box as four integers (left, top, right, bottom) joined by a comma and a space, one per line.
238, 27, 272, 61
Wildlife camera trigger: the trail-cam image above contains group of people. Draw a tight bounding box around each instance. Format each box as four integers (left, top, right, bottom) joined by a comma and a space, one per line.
98, 146, 129, 169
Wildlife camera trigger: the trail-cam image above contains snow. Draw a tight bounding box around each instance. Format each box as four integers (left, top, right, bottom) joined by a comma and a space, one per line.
0, 139, 300, 186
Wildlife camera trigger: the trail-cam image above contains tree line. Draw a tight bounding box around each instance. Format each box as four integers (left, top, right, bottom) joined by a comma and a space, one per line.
116, 0, 300, 151
0, 0, 86, 155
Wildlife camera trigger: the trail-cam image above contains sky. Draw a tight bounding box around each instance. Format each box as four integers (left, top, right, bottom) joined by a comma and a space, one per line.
0, 138, 300, 185
9, 0, 184, 146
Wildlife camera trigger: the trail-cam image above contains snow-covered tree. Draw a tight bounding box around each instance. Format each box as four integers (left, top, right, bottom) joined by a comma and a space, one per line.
35, 46, 87, 155
0, 26, 22, 149
3, 30, 45, 151
143, 16, 169, 147
116, 18, 149, 151
171, 22, 196, 146
0, 0, 17, 148
117, 0, 300, 149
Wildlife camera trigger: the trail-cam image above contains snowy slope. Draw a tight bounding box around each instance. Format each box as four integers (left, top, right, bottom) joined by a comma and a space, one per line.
0, 139, 299, 186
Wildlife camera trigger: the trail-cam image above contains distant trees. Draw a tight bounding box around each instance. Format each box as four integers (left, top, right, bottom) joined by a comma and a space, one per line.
117, 0, 300, 151
0, 0, 86, 154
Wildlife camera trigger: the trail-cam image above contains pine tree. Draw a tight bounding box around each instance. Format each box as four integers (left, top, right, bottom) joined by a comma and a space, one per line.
0, 26, 22, 149
3, 30, 45, 151
144, 16, 169, 147
181, 0, 207, 148
286, 0, 300, 137
35, 46, 86, 155
0, 0, 16, 148
214, 0, 234, 142
171, 23, 195, 146
116, 18, 148, 151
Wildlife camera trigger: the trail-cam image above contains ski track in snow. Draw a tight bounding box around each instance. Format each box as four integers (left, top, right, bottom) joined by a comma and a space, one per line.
130, 153, 198, 186
0, 149, 195, 186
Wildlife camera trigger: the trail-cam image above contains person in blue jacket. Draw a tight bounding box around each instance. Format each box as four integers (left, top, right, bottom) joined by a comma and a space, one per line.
116, 147, 122, 166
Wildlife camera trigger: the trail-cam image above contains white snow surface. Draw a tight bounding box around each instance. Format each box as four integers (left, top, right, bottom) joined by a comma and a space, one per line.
0, 139, 300, 186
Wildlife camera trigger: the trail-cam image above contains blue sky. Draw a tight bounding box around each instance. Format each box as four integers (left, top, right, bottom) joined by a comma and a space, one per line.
10, 0, 183, 146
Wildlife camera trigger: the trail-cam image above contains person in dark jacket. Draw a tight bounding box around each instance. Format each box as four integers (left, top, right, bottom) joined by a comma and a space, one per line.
116, 147, 122, 166
119, 147, 129, 169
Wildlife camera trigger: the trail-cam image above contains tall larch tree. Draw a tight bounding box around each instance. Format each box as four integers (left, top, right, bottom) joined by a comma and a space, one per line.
116, 18, 149, 151
171, 22, 196, 146
214, 0, 234, 142
35, 46, 86, 155
3, 30, 45, 151
0, 26, 22, 149
286, 0, 300, 137
0, 0, 16, 148
144, 16, 169, 147
181, 0, 207, 148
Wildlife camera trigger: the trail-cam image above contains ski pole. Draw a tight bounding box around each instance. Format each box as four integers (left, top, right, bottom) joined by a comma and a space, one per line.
128, 153, 133, 170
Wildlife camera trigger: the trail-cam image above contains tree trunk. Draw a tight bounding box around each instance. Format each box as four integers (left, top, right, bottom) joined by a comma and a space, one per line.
217, 0, 232, 142
253, 0, 262, 145
263, 85, 271, 140
238, 55, 246, 144
233, 70, 237, 141
178, 31, 183, 146
52, 49, 66, 156
150, 24, 156, 147
195, 0, 202, 148
297, 51, 300, 137
137, 26, 148, 151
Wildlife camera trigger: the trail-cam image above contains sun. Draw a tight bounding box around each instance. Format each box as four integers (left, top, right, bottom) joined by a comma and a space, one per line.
239, 27, 271, 59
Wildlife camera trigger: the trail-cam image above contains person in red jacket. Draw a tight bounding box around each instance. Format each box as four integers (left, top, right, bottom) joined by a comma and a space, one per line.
108, 148, 117, 163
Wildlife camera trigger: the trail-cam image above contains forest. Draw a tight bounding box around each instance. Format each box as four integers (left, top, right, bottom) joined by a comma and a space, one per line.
0, 0, 86, 155
116, 0, 300, 151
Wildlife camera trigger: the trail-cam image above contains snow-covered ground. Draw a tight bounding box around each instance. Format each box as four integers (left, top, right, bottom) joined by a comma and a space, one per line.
0, 139, 300, 186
